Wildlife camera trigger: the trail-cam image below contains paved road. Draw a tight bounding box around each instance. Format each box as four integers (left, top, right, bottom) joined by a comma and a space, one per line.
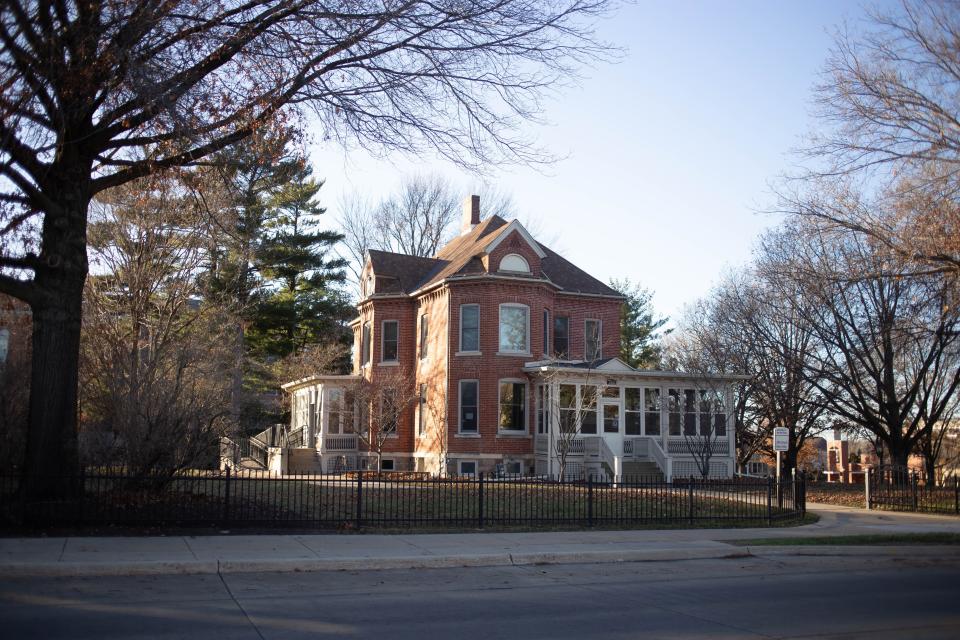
1, 553, 958, 639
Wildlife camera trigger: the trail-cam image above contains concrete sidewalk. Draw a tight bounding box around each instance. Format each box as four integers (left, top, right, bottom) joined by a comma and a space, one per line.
1, 504, 958, 577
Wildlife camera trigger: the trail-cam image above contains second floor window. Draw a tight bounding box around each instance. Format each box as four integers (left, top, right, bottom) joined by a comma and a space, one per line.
381, 320, 398, 362
361, 322, 371, 366
460, 304, 479, 352
553, 316, 569, 359
420, 314, 428, 359
585, 319, 601, 361
542, 309, 549, 356
499, 304, 529, 353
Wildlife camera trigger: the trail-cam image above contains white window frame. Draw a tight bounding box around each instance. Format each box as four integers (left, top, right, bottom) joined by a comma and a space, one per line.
542, 309, 549, 357
361, 322, 371, 367
380, 458, 395, 471
458, 460, 477, 477
417, 383, 427, 436
497, 378, 528, 434
623, 386, 643, 436
381, 319, 399, 363
419, 313, 428, 360
553, 315, 569, 359
459, 303, 480, 354
458, 379, 480, 434
499, 253, 530, 273
584, 318, 602, 360
505, 460, 524, 476
498, 303, 530, 355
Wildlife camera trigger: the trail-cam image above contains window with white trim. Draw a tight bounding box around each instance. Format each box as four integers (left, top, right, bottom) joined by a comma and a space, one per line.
419, 314, 428, 359
381, 320, 398, 362
553, 316, 569, 359
380, 458, 395, 471
498, 380, 527, 432
459, 380, 479, 433
644, 388, 661, 436
542, 309, 549, 356
361, 322, 371, 366
684, 389, 697, 436
505, 460, 523, 476
668, 388, 682, 436
585, 319, 601, 361
459, 460, 477, 476
624, 387, 642, 435
499, 304, 529, 353
460, 304, 480, 352
499, 253, 530, 272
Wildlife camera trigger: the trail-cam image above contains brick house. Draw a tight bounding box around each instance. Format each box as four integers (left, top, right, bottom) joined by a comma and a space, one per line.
281, 197, 740, 480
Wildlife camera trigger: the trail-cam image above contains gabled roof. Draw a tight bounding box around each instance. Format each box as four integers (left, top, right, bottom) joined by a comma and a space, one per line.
366, 250, 443, 295
362, 214, 622, 298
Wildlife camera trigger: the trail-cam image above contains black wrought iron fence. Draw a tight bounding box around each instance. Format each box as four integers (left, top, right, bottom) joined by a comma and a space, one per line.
868, 466, 960, 515
0, 470, 806, 530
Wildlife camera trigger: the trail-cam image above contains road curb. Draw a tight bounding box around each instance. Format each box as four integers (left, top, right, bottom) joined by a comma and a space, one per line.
0, 546, 744, 577
744, 544, 960, 558
4, 543, 954, 578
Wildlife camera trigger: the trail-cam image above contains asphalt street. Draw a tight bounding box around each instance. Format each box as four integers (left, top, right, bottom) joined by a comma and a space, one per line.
1, 553, 958, 639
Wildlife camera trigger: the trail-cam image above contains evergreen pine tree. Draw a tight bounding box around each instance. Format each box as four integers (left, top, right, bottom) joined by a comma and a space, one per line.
250, 163, 351, 365
610, 278, 670, 369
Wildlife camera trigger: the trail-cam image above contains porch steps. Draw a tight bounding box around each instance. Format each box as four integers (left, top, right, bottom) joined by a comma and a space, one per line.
287, 448, 324, 475
621, 461, 664, 482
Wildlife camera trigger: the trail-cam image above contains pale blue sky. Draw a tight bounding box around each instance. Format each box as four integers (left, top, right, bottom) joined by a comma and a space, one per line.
308, 1, 895, 321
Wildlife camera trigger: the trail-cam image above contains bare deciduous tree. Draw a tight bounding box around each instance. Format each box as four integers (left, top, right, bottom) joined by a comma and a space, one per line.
80, 177, 233, 479
0, 0, 615, 493
354, 368, 420, 472
339, 174, 520, 285
799, 0, 960, 276
765, 216, 960, 469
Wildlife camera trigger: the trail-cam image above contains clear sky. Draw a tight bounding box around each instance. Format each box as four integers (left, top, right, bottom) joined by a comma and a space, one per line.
307, 1, 896, 322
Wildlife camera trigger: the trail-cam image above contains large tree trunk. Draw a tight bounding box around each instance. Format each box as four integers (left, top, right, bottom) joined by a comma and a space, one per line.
22, 179, 90, 499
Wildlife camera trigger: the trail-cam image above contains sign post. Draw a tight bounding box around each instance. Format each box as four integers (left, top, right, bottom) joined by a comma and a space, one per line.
772, 427, 789, 484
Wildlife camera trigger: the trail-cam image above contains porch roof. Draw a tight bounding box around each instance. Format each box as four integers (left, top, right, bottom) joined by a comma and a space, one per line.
522, 357, 751, 383
280, 374, 361, 392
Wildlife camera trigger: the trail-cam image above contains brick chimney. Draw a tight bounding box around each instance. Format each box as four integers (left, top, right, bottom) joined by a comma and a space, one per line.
461, 195, 480, 235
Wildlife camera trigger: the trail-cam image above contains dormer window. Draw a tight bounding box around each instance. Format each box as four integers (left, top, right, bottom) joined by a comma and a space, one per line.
499, 253, 530, 273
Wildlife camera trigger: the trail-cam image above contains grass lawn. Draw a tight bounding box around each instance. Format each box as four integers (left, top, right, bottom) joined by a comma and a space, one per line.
730, 532, 960, 546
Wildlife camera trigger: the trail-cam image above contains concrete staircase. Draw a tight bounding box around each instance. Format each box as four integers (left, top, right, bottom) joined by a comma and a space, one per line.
287, 448, 324, 475
621, 460, 665, 482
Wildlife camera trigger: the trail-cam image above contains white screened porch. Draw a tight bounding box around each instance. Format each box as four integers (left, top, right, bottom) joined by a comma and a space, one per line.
525, 359, 743, 481
281, 374, 362, 474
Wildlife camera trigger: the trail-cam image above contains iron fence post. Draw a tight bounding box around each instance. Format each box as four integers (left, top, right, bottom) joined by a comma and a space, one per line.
688, 478, 694, 525
865, 468, 871, 510
223, 466, 231, 527
766, 475, 773, 526
911, 471, 918, 511
587, 475, 593, 527
355, 472, 363, 530
478, 472, 484, 529
955, 477, 959, 515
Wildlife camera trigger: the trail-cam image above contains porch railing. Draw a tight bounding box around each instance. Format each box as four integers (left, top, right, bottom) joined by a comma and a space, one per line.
667, 438, 729, 456
325, 434, 358, 451
648, 437, 672, 482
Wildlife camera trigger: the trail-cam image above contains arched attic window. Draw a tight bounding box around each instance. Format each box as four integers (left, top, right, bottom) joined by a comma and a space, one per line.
499, 253, 530, 273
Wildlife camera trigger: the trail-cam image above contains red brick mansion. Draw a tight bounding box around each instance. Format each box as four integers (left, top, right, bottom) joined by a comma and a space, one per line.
282, 197, 740, 480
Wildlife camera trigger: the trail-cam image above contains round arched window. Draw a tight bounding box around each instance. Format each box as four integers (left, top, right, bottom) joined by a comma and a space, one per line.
499, 253, 530, 273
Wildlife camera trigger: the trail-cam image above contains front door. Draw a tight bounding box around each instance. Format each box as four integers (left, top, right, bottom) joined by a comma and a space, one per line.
600, 400, 622, 455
